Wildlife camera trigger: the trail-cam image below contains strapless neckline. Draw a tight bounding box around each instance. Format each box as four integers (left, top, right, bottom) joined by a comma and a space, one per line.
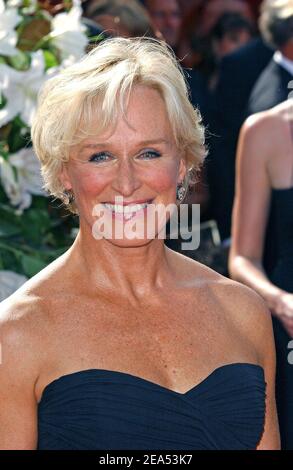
39, 362, 264, 404
38, 362, 266, 450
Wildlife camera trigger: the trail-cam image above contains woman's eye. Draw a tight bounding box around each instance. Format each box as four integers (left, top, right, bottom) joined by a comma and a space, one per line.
89, 152, 112, 163
139, 151, 161, 160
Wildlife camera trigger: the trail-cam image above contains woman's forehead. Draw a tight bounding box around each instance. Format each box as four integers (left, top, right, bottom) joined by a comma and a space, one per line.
77, 87, 174, 144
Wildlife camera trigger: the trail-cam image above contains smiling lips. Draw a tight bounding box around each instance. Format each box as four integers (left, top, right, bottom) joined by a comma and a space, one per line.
102, 200, 153, 220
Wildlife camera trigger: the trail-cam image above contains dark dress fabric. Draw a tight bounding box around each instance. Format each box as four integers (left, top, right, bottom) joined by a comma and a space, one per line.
269, 187, 293, 450
37, 363, 266, 450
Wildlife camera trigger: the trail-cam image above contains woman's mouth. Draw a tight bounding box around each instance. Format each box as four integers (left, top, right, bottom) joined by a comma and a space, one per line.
101, 200, 153, 220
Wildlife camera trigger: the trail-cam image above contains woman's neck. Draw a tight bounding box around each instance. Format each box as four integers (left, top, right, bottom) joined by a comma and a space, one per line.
69, 228, 172, 302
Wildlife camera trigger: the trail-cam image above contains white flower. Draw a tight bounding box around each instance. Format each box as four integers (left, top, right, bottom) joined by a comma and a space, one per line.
50, 0, 88, 61
7, 0, 37, 12
0, 0, 22, 56
0, 155, 22, 207
6, 0, 23, 7
0, 270, 28, 301
0, 50, 46, 127
0, 148, 45, 211
10, 147, 45, 208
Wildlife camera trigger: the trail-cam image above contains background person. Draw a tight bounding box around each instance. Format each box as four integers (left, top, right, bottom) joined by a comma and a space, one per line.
229, 98, 293, 449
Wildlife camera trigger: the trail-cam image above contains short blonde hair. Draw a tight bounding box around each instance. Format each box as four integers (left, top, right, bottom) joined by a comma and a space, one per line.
31, 37, 206, 211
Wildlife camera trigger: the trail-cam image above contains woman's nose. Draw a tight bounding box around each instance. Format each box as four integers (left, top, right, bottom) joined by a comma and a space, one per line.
111, 158, 141, 197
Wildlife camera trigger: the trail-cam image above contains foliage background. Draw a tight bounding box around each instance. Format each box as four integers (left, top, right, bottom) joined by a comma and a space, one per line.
0, 0, 100, 298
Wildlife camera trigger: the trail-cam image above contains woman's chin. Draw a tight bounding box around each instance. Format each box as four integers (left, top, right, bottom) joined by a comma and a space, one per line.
103, 236, 157, 248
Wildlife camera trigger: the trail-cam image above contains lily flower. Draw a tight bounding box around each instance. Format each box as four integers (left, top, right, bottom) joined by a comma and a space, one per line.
0, 50, 46, 128
0, 0, 22, 56
0, 148, 45, 211
49, 0, 88, 61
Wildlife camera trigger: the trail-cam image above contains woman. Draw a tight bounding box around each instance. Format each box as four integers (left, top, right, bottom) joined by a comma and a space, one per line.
0, 37, 279, 450
229, 99, 293, 449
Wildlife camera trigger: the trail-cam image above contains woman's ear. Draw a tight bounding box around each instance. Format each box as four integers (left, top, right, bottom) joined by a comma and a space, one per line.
59, 163, 72, 191
178, 156, 187, 183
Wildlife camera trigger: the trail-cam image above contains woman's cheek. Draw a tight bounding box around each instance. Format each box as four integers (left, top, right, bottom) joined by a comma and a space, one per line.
74, 171, 110, 197
145, 164, 179, 192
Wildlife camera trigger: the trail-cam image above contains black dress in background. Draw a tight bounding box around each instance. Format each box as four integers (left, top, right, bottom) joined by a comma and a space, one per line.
269, 186, 293, 449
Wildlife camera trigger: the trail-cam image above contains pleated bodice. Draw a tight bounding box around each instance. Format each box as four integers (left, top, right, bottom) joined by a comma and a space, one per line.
37, 363, 266, 450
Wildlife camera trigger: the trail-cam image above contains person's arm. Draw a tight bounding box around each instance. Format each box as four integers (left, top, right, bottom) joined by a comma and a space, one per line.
219, 282, 280, 449
0, 304, 38, 449
228, 114, 293, 335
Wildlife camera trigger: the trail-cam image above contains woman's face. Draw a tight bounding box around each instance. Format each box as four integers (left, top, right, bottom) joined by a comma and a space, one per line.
61, 85, 186, 247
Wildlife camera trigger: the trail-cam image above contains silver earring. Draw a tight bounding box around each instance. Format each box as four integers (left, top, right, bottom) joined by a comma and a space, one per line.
176, 183, 186, 202
63, 190, 75, 204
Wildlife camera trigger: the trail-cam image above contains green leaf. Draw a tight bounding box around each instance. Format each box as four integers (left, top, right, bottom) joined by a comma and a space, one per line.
6, 119, 30, 152
7, 51, 30, 71
0, 141, 10, 159
21, 208, 51, 243
88, 33, 106, 43
0, 220, 21, 237
43, 50, 59, 70
0, 93, 7, 110
0, 244, 21, 272
20, 254, 47, 277
0, 203, 22, 228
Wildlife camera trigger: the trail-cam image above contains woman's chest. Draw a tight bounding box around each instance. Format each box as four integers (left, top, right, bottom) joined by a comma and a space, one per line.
41, 291, 256, 391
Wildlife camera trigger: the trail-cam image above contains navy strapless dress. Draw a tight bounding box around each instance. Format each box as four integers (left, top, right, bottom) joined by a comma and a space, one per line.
37, 363, 266, 450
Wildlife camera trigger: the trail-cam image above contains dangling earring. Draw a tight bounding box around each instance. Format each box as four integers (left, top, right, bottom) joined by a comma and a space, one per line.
63, 189, 75, 204
176, 182, 186, 202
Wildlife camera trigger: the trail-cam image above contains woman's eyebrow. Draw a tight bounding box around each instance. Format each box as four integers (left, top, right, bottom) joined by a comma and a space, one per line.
80, 138, 169, 150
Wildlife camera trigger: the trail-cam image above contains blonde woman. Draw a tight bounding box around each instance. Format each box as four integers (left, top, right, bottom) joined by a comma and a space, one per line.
229, 99, 293, 449
0, 38, 279, 450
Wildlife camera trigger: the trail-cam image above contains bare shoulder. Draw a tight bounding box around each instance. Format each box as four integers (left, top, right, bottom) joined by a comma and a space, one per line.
0, 253, 70, 389
173, 251, 273, 364
241, 106, 287, 152
0, 287, 48, 390
209, 274, 273, 365
0, 274, 57, 449
166, 247, 225, 285
243, 107, 278, 132
211, 275, 271, 322
0, 253, 66, 332
182, 251, 271, 323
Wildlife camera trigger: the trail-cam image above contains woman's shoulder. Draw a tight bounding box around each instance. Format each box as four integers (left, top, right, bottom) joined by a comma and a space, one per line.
0, 254, 72, 391
1, 248, 71, 308
0, 252, 71, 355
175, 253, 272, 352
0, 277, 51, 363
0, 287, 48, 396
243, 102, 289, 140
208, 271, 273, 363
